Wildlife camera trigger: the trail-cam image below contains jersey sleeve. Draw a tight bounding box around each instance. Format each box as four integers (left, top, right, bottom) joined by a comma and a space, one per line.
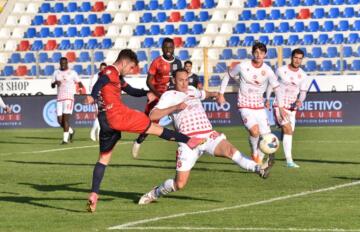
268, 68, 280, 88
155, 91, 186, 110
73, 70, 80, 83
300, 72, 310, 92
229, 63, 241, 79
51, 70, 57, 83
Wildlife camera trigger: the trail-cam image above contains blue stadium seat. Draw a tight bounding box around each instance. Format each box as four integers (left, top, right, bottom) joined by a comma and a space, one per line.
150, 50, 160, 60
10, 53, 21, 63
25, 28, 36, 38
3, 66, 14, 76
185, 37, 197, 47
259, 35, 270, 45
303, 0, 315, 5
329, 8, 340, 18
243, 36, 254, 46
143, 37, 154, 48
333, 0, 344, 4
351, 60, 360, 71
273, 35, 284, 45
94, 51, 104, 62
31, 40, 43, 51
294, 22, 305, 32
236, 49, 247, 59
157, 38, 165, 48
203, 0, 215, 8
39, 53, 49, 63
162, 0, 173, 10
87, 14, 98, 24
319, 0, 330, 5
317, 34, 329, 44
209, 75, 221, 86
59, 39, 71, 50
40, 28, 50, 38
332, 34, 344, 44
32, 15, 44, 26
101, 39, 112, 49
164, 25, 175, 35
67, 27, 78, 37
67, 2, 78, 12
79, 52, 91, 62
156, 12, 167, 22
278, 22, 290, 32
149, 25, 161, 35
235, 23, 246, 34
274, 0, 286, 6
335, 60, 346, 71
135, 25, 146, 35
86, 39, 98, 49
29, 66, 37, 76
134, 1, 145, 10
80, 27, 91, 37
250, 23, 260, 33
240, 10, 252, 20
81, 2, 91, 12
141, 64, 148, 74
348, 33, 359, 43
85, 65, 95, 75
214, 62, 226, 73
44, 65, 55, 76
228, 36, 240, 46
178, 24, 189, 35
311, 47, 323, 58
220, 49, 233, 60
327, 47, 338, 57
323, 21, 334, 32
24, 53, 36, 63
287, 35, 299, 45
148, 0, 159, 10
284, 9, 296, 19
54, 27, 64, 37
264, 22, 275, 33
305, 60, 317, 71
289, 0, 301, 6
176, 0, 187, 9
40, 3, 51, 13
51, 52, 62, 63
267, 48, 277, 59
74, 14, 84, 24
343, 46, 353, 57
348, 0, 360, 4
343, 7, 355, 18
141, 13, 153, 23
73, 65, 83, 75
270, 9, 281, 20
54, 2, 64, 13
178, 50, 189, 60
256, 10, 266, 20
137, 51, 147, 62
321, 60, 333, 71
198, 11, 210, 22
246, 0, 258, 7
183, 11, 195, 22
59, 15, 71, 25
308, 21, 319, 32
352, 20, 360, 31
283, 48, 292, 58
313, 8, 325, 19
192, 24, 204, 34
302, 34, 314, 45
74, 39, 85, 49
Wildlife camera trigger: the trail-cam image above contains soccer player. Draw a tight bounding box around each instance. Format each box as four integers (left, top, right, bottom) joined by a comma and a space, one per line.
89, 62, 107, 142
217, 42, 285, 164
86, 49, 204, 213
132, 37, 182, 158
184, 60, 202, 89
266, 48, 309, 168
138, 69, 275, 205
0, 96, 11, 113
51, 57, 84, 144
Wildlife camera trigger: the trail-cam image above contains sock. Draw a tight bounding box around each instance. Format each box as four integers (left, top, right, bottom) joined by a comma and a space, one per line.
92, 119, 99, 132
249, 136, 259, 155
283, 134, 293, 163
63, 132, 69, 142
91, 162, 107, 194
69, 127, 73, 134
257, 149, 266, 161
155, 179, 176, 198
136, 133, 149, 144
231, 151, 257, 172
159, 128, 189, 144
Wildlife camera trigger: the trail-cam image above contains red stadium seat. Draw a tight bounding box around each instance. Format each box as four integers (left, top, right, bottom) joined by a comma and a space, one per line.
16, 65, 28, 76
66, 51, 76, 62
18, 40, 30, 51
173, 37, 183, 47
297, 8, 311, 19
93, 1, 105, 12
169, 12, 181, 22
45, 40, 57, 51
46, 15, 57, 25
259, 0, 272, 7
93, 26, 105, 37
188, 0, 200, 9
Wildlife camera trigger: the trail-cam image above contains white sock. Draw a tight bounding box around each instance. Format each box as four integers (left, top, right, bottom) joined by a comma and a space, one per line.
68, 127, 73, 134
155, 179, 176, 198
92, 118, 99, 132
63, 132, 69, 142
283, 134, 293, 163
249, 136, 259, 155
231, 151, 257, 172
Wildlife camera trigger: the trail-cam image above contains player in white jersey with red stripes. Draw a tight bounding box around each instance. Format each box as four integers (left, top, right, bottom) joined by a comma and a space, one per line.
0, 96, 11, 113
138, 69, 275, 205
51, 57, 84, 144
218, 42, 285, 164
266, 49, 309, 168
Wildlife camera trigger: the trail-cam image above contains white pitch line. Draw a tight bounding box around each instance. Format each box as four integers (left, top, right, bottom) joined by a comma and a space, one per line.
110, 226, 360, 231
109, 180, 360, 230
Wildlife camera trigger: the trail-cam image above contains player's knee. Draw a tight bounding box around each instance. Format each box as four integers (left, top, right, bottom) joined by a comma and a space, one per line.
283, 125, 293, 135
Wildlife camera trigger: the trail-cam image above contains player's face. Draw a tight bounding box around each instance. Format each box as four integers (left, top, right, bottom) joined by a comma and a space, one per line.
175, 71, 189, 92
120, 60, 136, 76
99, 64, 106, 72
162, 42, 175, 60
184, 63, 192, 73
60, 59, 68, 71
291, 53, 304, 69
252, 49, 266, 65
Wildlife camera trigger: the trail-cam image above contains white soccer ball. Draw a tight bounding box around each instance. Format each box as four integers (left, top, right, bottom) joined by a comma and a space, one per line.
259, 133, 280, 154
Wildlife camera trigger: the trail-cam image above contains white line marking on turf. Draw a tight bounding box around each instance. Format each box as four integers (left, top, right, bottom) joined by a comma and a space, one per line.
109, 180, 360, 230
108, 227, 360, 231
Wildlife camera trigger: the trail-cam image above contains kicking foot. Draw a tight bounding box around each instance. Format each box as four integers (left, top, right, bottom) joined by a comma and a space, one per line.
286, 162, 300, 168
186, 137, 206, 149
132, 141, 141, 159
138, 187, 158, 205
90, 131, 97, 142
86, 192, 99, 213
258, 153, 275, 179
60, 141, 68, 145
69, 130, 75, 143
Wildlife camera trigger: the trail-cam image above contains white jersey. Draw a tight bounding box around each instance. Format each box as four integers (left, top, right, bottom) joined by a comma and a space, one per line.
89, 72, 100, 93
274, 65, 309, 109
155, 86, 213, 137
230, 60, 279, 109
51, 69, 80, 101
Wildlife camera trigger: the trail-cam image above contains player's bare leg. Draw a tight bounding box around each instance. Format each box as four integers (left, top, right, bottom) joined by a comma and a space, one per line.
248, 125, 264, 164
132, 133, 148, 159
282, 123, 299, 168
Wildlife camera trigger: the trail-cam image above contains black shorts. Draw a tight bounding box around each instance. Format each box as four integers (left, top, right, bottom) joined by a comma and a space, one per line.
98, 112, 121, 153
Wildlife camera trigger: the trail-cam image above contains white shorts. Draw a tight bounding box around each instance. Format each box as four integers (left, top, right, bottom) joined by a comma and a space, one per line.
274, 107, 296, 131
239, 108, 271, 134
57, 99, 74, 116
176, 131, 226, 172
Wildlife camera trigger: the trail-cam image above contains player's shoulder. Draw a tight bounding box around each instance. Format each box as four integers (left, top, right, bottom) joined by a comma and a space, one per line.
162, 89, 186, 98
102, 65, 118, 76
299, 67, 307, 76
276, 65, 287, 73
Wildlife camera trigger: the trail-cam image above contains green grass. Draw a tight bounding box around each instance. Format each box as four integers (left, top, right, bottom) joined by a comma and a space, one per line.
1, 126, 360, 232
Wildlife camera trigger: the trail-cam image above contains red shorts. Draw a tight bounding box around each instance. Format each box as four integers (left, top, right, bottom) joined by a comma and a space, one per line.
144, 99, 159, 123
106, 106, 151, 134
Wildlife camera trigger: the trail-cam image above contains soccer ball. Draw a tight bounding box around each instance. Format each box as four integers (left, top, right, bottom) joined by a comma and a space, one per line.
259, 133, 280, 154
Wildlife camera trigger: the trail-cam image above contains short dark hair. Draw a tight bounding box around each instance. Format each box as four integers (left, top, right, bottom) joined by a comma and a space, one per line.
162, 37, 174, 47
100, 62, 107, 67
60, 57, 67, 62
252, 41, 267, 54
291, 48, 305, 58
115, 49, 139, 65
174, 68, 188, 78
184, 60, 192, 66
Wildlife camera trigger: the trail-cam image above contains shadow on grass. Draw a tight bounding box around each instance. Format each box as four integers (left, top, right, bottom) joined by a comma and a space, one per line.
276, 158, 360, 165
333, 176, 360, 181
139, 158, 234, 166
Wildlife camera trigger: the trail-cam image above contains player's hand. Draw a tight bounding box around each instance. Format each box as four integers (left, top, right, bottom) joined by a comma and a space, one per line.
55, 80, 61, 86
176, 102, 187, 111
147, 91, 157, 104
4, 106, 11, 113
295, 100, 302, 109
84, 96, 95, 105
279, 107, 289, 122
265, 100, 271, 109
217, 94, 226, 105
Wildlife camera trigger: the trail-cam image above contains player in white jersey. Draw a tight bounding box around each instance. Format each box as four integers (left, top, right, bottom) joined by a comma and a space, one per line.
218, 42, 285, 164
138, 69, 275, 205
51, 57, 84, 144
88, 62, 107, 142
0, 96, 11, 113
266, 49, 309, 168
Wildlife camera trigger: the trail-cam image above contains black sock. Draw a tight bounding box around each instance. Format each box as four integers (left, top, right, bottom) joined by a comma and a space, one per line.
159, 128, 190, 144
136, 133, 148, 144
91, 162, 107, 194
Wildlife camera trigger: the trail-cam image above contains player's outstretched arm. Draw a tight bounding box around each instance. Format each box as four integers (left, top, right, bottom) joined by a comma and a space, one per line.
149, 103, 186, 121
91, 75, 110, 101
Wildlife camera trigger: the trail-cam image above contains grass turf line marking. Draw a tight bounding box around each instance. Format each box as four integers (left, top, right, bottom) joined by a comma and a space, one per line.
109, 180, 360, 230
109, 227, 360, 231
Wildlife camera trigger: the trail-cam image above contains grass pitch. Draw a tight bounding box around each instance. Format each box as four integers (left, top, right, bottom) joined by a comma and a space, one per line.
0, 126, 359, 232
